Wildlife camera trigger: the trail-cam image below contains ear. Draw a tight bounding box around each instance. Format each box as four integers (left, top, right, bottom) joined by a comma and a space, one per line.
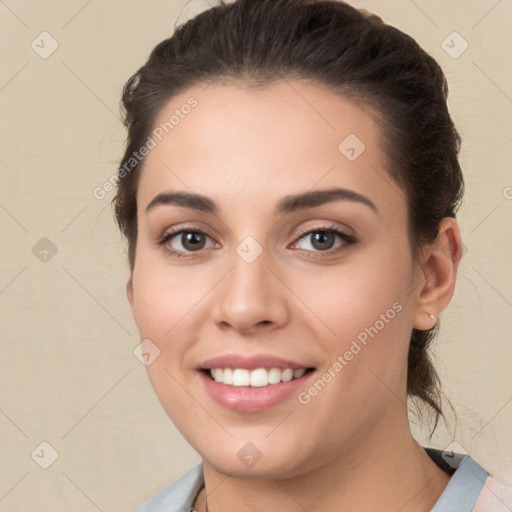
126, 276, 134, 311
413, 217, 463, 331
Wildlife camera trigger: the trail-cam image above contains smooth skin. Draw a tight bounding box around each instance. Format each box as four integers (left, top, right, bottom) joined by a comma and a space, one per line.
127, 80, 462, 511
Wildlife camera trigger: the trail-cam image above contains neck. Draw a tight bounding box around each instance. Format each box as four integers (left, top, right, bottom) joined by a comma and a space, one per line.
195, 415, 451, 512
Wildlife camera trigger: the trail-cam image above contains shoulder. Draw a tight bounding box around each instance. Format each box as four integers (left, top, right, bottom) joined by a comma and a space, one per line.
474, 472, 512, 512
131, 464, 204, 512
425, 448, 486, 511
426, 447, 512, 512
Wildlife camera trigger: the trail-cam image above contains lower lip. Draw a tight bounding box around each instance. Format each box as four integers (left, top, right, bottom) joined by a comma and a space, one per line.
199, 371, 314, 412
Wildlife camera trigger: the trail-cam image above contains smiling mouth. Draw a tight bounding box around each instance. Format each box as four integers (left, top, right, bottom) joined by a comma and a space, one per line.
203, 367, 316, 387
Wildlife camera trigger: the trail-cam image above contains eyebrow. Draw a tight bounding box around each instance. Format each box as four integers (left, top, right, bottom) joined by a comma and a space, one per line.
145, 187, 378, 216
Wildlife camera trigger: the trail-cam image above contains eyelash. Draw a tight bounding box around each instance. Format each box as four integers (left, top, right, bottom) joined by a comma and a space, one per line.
157, 223, 356, 259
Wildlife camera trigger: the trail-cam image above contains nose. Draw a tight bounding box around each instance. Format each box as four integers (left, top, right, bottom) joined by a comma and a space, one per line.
211, 249, 290, 336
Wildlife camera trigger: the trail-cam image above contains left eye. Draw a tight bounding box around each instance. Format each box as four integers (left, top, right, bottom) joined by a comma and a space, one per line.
293, 229, 349, 252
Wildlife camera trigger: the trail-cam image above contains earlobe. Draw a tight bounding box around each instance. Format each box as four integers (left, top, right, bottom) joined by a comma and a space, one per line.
413, 217, 463, 331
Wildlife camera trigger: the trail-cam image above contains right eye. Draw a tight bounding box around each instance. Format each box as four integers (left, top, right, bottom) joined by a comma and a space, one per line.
159, 229, 218, 257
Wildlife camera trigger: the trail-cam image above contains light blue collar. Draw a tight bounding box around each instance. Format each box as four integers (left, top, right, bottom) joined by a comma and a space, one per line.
132, 448, 488, 511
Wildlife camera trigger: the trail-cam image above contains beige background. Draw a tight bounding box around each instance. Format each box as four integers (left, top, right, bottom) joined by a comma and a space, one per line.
1, 0, 511, 510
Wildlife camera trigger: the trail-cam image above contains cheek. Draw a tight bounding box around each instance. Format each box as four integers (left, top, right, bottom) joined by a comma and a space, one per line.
130, 259, 208, 421
300, 246, 412, 336
297, 246, 414, 395
131, 254, 212, 341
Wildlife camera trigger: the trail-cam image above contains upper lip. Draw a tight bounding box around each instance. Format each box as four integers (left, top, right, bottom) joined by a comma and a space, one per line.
199, 354, 313, 371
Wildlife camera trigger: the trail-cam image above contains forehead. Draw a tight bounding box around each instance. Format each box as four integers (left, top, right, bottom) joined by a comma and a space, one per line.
136, 80, 403, 220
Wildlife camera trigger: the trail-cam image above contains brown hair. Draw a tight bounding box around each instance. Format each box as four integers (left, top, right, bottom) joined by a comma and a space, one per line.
113, 0, 463, 431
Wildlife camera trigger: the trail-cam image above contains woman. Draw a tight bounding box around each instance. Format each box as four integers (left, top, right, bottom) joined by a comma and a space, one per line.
113, 0, 508, 510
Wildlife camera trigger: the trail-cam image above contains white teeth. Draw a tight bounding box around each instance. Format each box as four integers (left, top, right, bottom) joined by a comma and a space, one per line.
208, 367, 308, 387
223, 368, 233, 385
232, 369, 250, 386
281, 368, 293, 382
250, 368, 269, 387
268, 367, 282, 384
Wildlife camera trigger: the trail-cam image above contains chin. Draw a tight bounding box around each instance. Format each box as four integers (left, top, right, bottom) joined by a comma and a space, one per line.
195, 437, 315, 480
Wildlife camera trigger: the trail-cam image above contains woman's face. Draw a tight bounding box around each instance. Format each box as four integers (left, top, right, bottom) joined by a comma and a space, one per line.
128, 80, 426, 478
